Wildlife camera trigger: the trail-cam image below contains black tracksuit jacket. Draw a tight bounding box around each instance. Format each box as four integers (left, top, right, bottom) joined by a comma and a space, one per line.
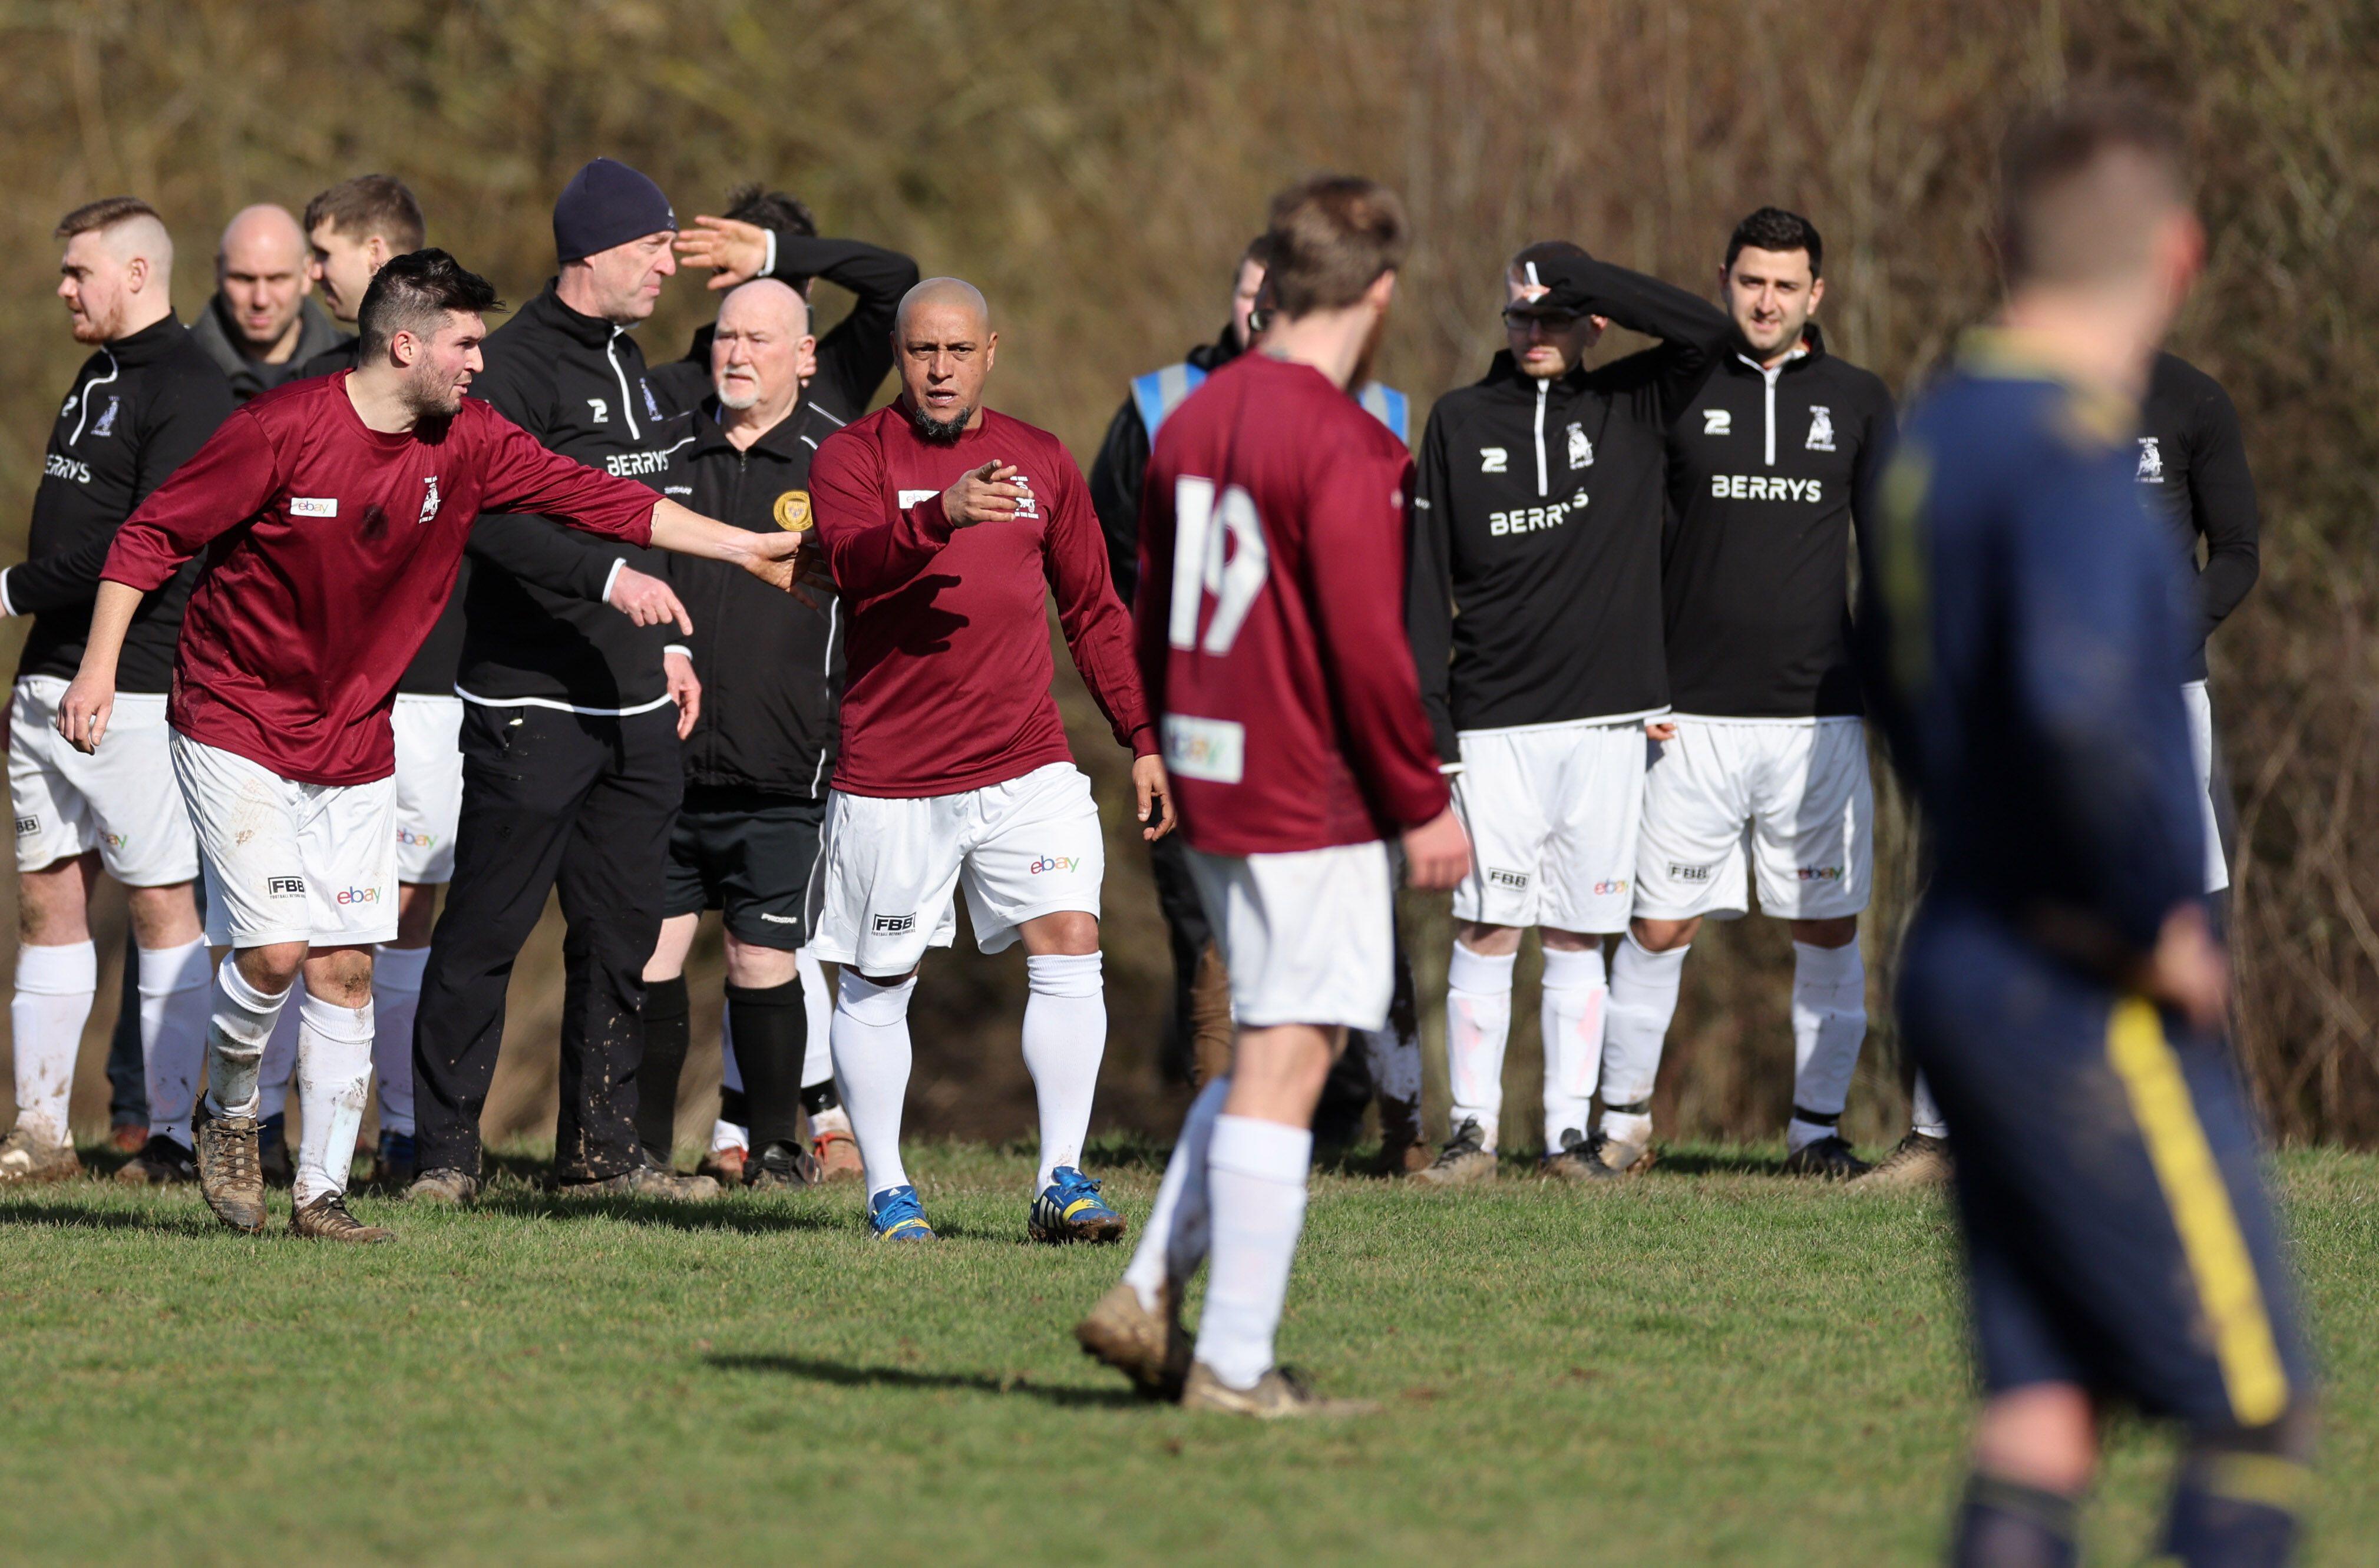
1088, 328, 1239, 602
1407, 262, 1728, 761
4, 315, 237, 690
1660, 326, 1895, 718
2137, 350, 2259, 682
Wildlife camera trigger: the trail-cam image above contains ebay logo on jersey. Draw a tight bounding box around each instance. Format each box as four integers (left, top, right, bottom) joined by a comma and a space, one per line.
335, 885, 384, 905
1029, 855, 1078, 875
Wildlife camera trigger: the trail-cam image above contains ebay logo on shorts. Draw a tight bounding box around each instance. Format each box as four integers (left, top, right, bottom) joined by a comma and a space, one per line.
396, 828, 437, 848
1029, 855, 1078, 875
336, 885, 383, 905
1794, 865, 1845, 882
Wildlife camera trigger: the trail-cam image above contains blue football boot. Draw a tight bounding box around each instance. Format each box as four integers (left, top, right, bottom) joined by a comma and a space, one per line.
867, 1183, 936, 1241
1030, 1166, 1126, 1244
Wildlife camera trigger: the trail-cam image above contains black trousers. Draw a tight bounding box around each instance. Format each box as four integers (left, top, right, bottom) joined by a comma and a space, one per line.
414, 703, 682, 1182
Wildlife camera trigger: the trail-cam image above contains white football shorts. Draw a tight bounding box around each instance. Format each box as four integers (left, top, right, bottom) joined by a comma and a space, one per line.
392, 694, 464, 885
1450, 718, 1648, 933
1186, 840, 1394, 1033
9, 676, 198, 885
807, 761, 1104, 975
1632, 716, 1872, 922
2180, 681, 2229, 896
170, 732, 399, 949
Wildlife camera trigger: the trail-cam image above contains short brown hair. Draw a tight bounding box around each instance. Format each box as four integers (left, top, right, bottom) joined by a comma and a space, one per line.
1509, 239, 1588, 279
1261, 176, 1408, 320
1998, 92, 2188, 286
303, 174, 425, 253
55, 196, 161, 240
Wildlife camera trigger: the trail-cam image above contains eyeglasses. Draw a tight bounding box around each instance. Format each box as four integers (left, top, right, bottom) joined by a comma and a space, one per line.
1502, 307, 1584, 329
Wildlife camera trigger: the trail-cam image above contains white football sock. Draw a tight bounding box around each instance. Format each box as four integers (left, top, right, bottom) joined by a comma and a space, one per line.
11, 941, 97, 1147
135, 938, 210, 1148
371, 944, 428, 1137
1193, 1114, 1314, 1391
293, 990, 374, 1205
1600, 933, 1686, 1145
797, 947, 835, 1091
1787, 940, 1867, 1152
205, 957, 290, 1119
1910, 1072, 1949, 1139
1444, 942, 1516, 1149
1022, 952, 1105, 1189
830, 970, 917, 1198
257, 978, 301, 1122
1539, 945, 1607, 1147
1122, 1075, 1229, 1313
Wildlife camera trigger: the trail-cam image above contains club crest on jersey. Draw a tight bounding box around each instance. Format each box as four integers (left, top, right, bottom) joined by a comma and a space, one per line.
1567, 422, 1593, 469
2136, 437, 2164, 482
1703, 408, 1732, 436
90, 396, 120, 438
641, 378, 663, 424
1805, 405, 1836, 452
1479, 446, 1509, 474
418, 475, 442, 525
1012, 474, 1039, 520
774, 489, 812, 531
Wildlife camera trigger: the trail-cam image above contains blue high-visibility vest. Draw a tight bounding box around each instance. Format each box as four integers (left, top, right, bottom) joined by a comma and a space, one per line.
1132, 362, 1409, 445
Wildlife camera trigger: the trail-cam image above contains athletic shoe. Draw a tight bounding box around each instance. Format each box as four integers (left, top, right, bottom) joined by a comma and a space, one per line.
110, 1122, 149, 1155
867, 1183, 935, 1241
1779, 1134, 1873, 1180
1409, 1117, 1497, 1187
696, 1145, 748, 1187
369, 1131, 418, 1190
811, 1127, 863, 1183
554, 1158, 721, 1200
404, 1167, 480, 1205
747, 1140, 821, 1190
1850, 1132, 1952, 1189
289, 1192, 395, 1243
258, 1112, 292, 1189
191, 1100, 268, 1234
1572, 1127, 1657, 1182
0, 1126, 82, 1185
1539, 1127, 1602, 1183
1075, 1280, 1190, 1400
1029, 1167, 1126, 1244
1179, 1362, 1379, 1419
114, 1134, 197, 1186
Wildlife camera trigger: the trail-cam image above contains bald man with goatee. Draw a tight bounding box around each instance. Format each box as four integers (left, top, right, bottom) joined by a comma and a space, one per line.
191, 203, 343, 401
805, 278, 1173, 1243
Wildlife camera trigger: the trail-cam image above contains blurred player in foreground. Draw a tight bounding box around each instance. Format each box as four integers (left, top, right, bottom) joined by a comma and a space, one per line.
1077, 177, 1468, 1415
1859, 97, 2313, 1565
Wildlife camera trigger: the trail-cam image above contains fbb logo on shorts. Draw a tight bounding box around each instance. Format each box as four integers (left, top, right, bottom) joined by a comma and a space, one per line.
1593, 878, 1628, 896
1668, 862, 1713, 882
267, 876, 307, 898
1029, 855, 1077, 875
1795, 865, 1845, 882
872, 912, 916, 934
1486, 867, 1529, 889
336, 886, 382, 905
14, 815, 38, 836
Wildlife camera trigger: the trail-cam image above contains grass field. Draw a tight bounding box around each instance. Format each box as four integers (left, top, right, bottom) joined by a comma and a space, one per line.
2, 1141, 2371, 1567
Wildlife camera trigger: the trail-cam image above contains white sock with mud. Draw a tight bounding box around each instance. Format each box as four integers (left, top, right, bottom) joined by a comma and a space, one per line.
371, 944, 428, 1137
293, 991, 373, 1205
11, 941, 97, 1147
1600, 934, 1686, 1146
1022, 952, 1105, 1189
830, 970, 917, 1199
256, 978, 301, 1122
1539, 945, 1607, 1146
1194, 1115, 1313, 1390
1123, 1076, 1229, 1312
136, 938, 210, 1148
1444, 942, 1516, 1149
205, 957, 289, 1120
1787, 940, 1867, 1152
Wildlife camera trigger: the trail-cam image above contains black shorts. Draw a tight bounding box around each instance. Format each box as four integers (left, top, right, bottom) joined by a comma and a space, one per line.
663, 786, 824, 950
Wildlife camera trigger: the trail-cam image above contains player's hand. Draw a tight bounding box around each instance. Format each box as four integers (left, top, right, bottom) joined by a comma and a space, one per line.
943, 461, 1026, 528
783, 536, 835, 610
2137, 902, 2230, 1035
736, 529, 808, 595
609, 566, 693, 635
1134, 754, 1175, 842
56, 673, 114, 756
673, 216, 771, 290
1401, 806, 1472, 891
1646, 719, 1678, 742
664, 650, 702, 740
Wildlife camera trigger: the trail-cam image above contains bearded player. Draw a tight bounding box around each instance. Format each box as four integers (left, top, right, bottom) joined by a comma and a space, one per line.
1076, 177, 1468, 1416
61, 250, 802, 1241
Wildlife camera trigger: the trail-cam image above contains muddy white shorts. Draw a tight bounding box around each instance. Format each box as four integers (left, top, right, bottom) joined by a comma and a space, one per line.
807, 762, 1104, 975
1633, 716, 1872, 922
1450, 718, 1649, 933
2181, 680, 2228, 895
392, 694, 464, 884
170, 732, 399, 949
9, 677, 198, 885
1186, 840, 1394, 1032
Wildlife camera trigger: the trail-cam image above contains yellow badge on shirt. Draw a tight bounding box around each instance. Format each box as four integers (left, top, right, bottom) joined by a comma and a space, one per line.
774, 490, 812, 532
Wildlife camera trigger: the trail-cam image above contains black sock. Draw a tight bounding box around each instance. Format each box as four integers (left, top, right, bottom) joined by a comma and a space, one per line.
635, 975, 690, 1166
726, 978, 806, 1152
2159, 1450, 2307, 1567
1952, 1473, 2080, 1568
800, 1077, 841, 1117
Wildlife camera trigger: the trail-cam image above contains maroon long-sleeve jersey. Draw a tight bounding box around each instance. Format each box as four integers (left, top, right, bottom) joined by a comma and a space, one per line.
103, 372, 658, 786
1136, 353, 1449, 855
809, 402, 1155, 798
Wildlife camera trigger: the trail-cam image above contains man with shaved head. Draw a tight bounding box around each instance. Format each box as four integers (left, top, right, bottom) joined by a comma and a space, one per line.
0, 198, 235, 1184
191, 204, 342, 401
807, 276, 1172, 1242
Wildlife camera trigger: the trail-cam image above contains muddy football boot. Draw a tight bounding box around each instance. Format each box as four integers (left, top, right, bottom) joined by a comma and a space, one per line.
1180, 1363, 1379, 1420
1409, 1117, 1498, 1187
1030, 1167, 1126, 1243
0, 1126, 82, 1185
1539, 1127, 1604, 1183
1075, 1280, 1191, 1400
192, 1101, 269, 1234
747, 1140, 822, 1191
1779, 1134, 1874, 1180
1850, 1131, 1951, 1190
554, 1157, 721, 1200
114, 1135, 198, 1186
810, 1126, 863, 1183
1572, 1127, 1657, 1182
290, 1192, 395, 1243
697, 1144, 748, 1187
404, 1166, 481, 1205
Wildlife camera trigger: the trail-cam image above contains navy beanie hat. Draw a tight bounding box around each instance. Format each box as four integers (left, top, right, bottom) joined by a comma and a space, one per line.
553, 158, 677, 263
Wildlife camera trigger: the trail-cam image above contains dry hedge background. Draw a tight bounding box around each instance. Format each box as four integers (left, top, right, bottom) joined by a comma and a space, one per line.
1, 1, 2371, 1149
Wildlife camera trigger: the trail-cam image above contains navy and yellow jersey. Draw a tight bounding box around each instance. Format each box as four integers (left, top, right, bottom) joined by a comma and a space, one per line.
1858, 330, 2205, 955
